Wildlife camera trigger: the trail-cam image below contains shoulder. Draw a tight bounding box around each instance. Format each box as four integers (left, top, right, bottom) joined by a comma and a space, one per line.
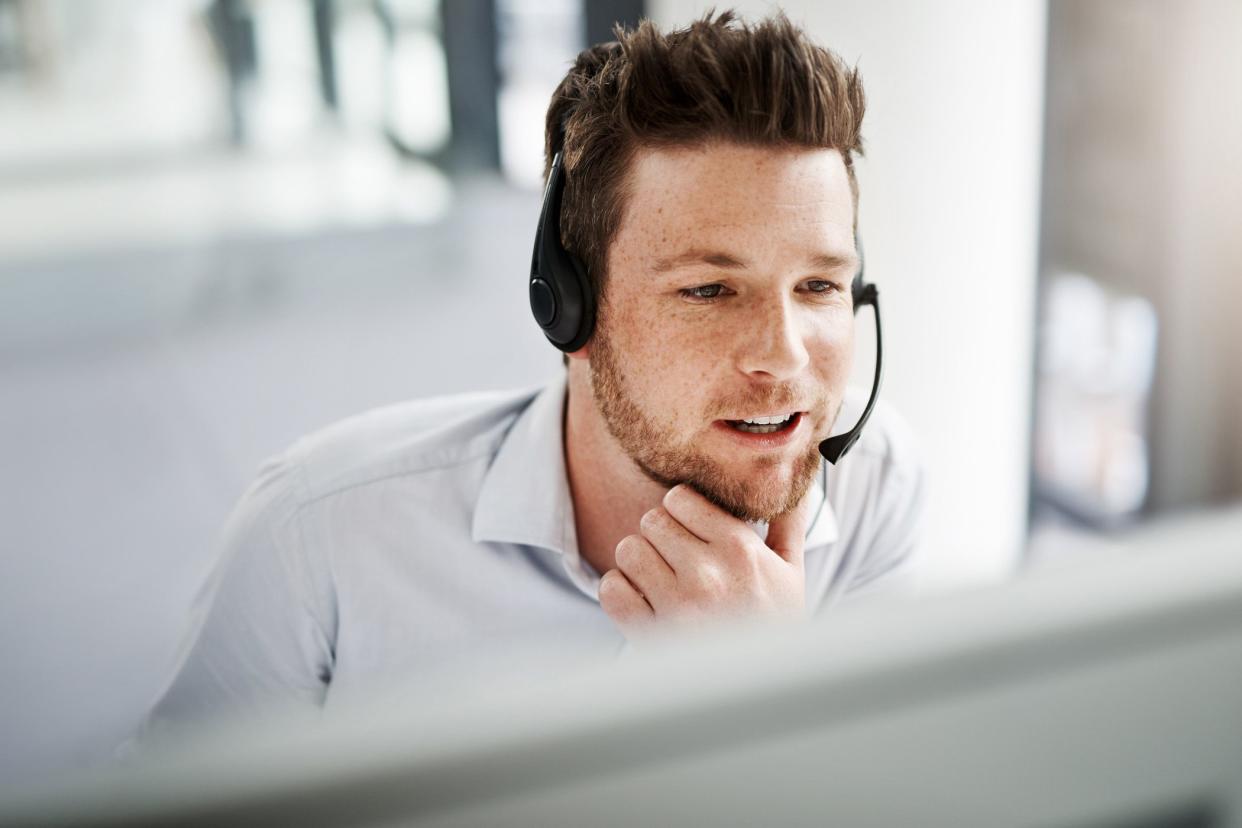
823, 388, 927, 597
835, 386, 923, 490
239, 387, 541, 523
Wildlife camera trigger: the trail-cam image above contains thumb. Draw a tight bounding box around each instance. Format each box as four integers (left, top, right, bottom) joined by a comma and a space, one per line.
765, 492, 813, 567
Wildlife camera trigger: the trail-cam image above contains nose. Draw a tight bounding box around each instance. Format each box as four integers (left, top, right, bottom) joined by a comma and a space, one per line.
736, 295, 811, 381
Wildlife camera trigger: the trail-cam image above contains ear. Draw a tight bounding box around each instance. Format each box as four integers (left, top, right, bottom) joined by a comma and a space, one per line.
565, 342, 591, 361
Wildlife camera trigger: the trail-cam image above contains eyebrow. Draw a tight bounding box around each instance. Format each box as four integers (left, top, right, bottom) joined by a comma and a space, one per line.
651, 248, 858, 273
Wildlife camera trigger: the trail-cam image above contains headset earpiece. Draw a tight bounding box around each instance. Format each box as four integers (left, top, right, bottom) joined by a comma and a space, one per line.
530, 148, 596, 352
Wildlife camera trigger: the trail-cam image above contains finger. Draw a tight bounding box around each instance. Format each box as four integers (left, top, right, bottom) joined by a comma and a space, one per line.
598, 568, 654, 634
637, 507, 707, 573
661, 484, 751, 544
764, 490, 814, 567
614, 534, 677, 609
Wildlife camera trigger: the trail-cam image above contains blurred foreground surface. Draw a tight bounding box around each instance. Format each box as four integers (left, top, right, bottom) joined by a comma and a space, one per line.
4, 507, 1242, 827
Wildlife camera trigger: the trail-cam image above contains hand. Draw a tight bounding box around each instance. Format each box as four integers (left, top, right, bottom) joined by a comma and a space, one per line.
599, 484, 811, 639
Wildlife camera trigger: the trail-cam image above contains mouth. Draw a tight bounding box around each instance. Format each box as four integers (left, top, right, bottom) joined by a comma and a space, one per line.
713, 411, 806, 447
725, 412, 801, 434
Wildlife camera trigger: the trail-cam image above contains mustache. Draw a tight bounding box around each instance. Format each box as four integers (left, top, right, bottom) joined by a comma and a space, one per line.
708, 383, 830, 419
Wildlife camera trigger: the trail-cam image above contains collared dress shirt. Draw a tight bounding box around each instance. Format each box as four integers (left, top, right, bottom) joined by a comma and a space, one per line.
145, 375, 924, 728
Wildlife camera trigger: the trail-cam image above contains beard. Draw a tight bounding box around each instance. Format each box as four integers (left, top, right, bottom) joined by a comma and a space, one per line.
588, 324, 828, 523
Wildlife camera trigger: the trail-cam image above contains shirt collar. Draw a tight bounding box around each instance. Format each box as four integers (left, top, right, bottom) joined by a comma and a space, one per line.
472, 374, 840, 590
472, 375, 588, 569
802, 473, 840, 548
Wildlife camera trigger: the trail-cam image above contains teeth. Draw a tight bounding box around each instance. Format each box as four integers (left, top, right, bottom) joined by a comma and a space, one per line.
742, 414, 793, 425
736, 423, 782, 434
730, 413, 796, 434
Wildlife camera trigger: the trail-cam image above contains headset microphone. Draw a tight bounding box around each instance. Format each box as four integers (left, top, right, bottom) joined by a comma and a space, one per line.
818, 241, 884, 464
531, 128, 883, 464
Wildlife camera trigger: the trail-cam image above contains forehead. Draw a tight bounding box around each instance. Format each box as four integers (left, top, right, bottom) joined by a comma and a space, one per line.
613, 142, 857, 264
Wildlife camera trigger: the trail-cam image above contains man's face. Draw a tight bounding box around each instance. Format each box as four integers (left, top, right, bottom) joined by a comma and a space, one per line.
588, 141, 858, 522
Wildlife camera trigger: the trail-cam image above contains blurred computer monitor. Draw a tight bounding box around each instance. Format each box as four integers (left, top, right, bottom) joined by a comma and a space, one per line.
5, 511, 1242, 827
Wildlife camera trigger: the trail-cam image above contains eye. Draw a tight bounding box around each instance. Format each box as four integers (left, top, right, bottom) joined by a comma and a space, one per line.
802, 279, 841, 294
679, 284, 728, 302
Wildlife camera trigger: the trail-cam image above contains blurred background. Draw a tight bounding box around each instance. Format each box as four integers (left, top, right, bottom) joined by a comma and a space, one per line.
0, 0, 1238, 792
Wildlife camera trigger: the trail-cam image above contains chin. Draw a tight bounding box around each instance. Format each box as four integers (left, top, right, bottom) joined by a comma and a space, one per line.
701, 487, 795, 524
697, 457, 816, 523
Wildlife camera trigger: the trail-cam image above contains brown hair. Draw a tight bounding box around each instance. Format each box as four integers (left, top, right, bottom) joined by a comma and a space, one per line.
544, 10, 866, 301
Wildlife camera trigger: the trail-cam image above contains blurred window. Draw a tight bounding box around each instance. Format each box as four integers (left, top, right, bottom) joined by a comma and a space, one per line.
496, 0, 582, 186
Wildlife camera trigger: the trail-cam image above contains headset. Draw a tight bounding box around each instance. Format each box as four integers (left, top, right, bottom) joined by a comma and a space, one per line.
530, 126, 884, 467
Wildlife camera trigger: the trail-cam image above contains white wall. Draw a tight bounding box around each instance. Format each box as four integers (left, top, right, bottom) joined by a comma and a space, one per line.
651, 1, 1047, 588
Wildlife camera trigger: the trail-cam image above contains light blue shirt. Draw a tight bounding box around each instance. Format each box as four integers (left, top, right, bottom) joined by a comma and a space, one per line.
145, 375, 924, 728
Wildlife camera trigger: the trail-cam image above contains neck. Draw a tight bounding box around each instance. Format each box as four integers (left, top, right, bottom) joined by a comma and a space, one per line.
563, 362, 669, 577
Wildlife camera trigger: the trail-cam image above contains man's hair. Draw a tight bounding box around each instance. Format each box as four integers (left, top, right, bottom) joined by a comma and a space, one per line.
544, 9, 866, 302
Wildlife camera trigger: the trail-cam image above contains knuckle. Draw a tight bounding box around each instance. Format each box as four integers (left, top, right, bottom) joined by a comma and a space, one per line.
640, 507, 668, 533
694, 564, 728, 598
713, 541, 742, 570
662, 484, 687, 510
614, 536, 642, 569
599, 570, 626, 600
724, 533, 758, 564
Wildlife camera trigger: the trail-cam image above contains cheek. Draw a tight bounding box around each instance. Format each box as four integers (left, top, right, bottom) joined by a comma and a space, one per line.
609, 300, 717, 408
812, 322, 855, 387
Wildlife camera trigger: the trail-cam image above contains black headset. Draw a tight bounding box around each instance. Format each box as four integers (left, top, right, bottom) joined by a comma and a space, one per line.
529, 127, 884, 465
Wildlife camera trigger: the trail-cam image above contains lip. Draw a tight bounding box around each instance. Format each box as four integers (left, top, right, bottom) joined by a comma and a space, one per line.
712, 412, 806, 449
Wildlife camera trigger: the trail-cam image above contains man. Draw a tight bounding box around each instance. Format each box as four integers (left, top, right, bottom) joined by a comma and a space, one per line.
146, 11, 924, 726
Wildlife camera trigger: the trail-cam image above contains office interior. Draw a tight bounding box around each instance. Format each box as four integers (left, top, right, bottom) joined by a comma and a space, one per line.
0, 0, 1239, 810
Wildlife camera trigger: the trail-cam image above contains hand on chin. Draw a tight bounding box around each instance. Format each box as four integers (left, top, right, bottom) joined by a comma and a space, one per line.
598, 483, 811, 640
